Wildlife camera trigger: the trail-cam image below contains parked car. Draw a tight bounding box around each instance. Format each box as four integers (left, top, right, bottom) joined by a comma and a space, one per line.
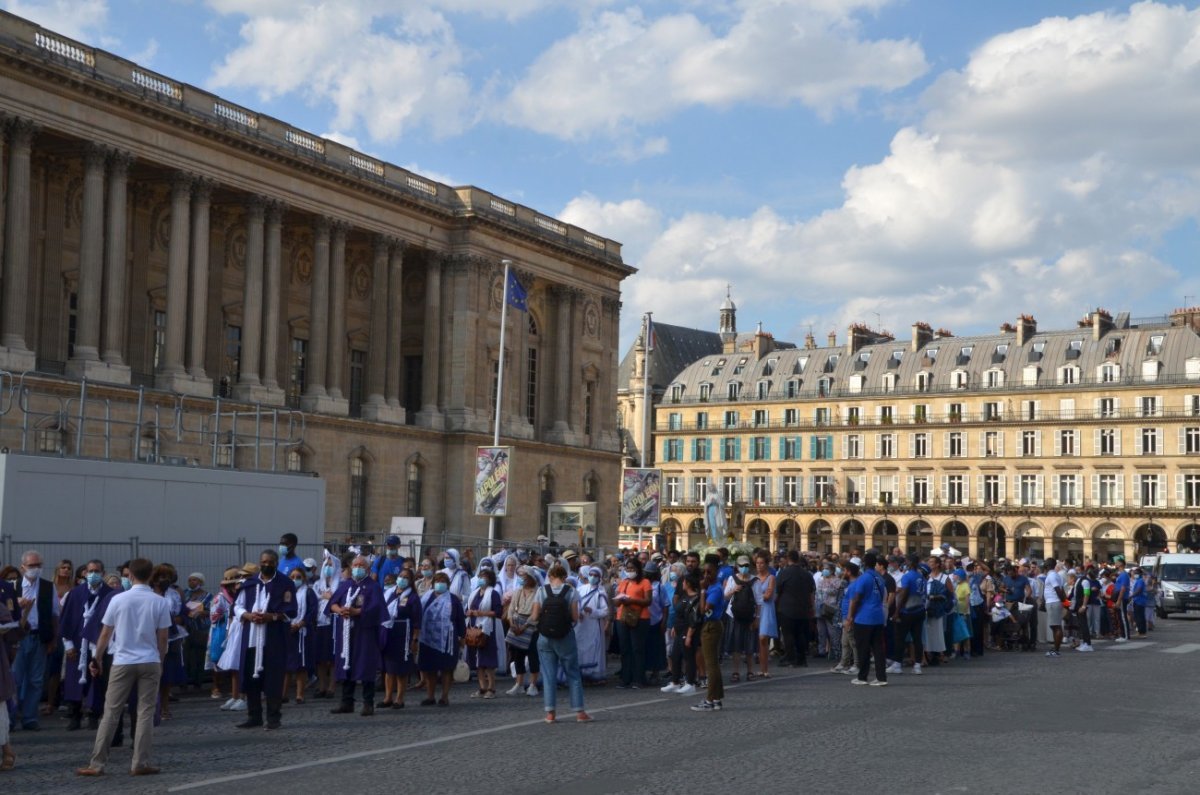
1153, 554, 1200, 618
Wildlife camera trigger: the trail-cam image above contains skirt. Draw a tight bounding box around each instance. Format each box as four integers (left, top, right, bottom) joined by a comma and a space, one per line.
925, 616, 947, 653
758, 601, 779, 639
315, 624, 335, 665
723, 617, 756, 656
162, 640, 187, 685
466, 631, 499, 670
418, 644, 458, 673
381, 626, 416, 676
644, 621, 666, 672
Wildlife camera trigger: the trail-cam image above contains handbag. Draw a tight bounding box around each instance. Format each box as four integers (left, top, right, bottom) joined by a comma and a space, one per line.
621, 604, 641, 627
464, 626, 487, 648
453, 659, 470, 683
820, 602, 838, 620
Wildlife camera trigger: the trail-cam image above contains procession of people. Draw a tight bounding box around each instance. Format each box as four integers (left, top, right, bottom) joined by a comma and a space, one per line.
0, 533, 1161, 777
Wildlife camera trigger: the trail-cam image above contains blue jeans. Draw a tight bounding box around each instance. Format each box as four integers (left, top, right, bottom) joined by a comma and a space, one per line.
13, 633, 48, 728
536, 634, 584, 715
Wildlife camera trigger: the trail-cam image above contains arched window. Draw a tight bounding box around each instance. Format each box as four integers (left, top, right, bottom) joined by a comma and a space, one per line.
583, 471, 598, 503
349, 456, 368, 536
286, 449, 304, 473
407, 455, 424, 517
539, 466, 555, 536
525, 313, 540, 425
34, 419, 68, 455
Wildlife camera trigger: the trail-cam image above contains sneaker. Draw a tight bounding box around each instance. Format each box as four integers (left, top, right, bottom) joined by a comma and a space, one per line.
220, 698, 236, 711
912, 663, 922, 675
698, 678, 708, 688
230, 699, 247, 711
845, 666, 858, 676
660, 682, 680, 693
1114, 637, 1128, 644
1076, 644, 1094, 652
1045, 651, 1060, 658
870, 680, 889, 687
831, 665, 846, 674
886, 662, 902, 674
712, 700, 723, 711
690, 700, 717, 712
526, 685, 539, 697
851, 678, 869, 686
506, 683, 525, 696
675, 683, 696, 696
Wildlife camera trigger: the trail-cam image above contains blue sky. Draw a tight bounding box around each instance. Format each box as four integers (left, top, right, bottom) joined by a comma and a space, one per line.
6, 0, 1199, 350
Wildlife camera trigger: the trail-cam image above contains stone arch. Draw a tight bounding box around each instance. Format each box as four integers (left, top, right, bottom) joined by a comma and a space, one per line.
840, 519, 865, 556
810, 519, 833, 554
777, 518, 801, 550
976, 519, 1006, 559
286, 441, 315, 473
1176, 521, 1200, 553
661, 517, 682, 551
746, 517, 770, 544
1090, 521, 1127, 563
1132, 523, 1168, 557
1050, 521, 1086, 564
1012, 520, 1045, 559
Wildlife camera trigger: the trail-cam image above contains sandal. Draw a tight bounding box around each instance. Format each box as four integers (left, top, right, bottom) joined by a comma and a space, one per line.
730, 673, 740, 683
420, 698, 436, 706
545, 711, 556, 724
745, 672, 757, 681
759, 672, 772, 679
295, 697, 305, 705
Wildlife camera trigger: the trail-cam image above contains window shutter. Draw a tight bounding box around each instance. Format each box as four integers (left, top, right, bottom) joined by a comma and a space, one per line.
841, 434, 848, 459
1054, 431, 1062, 457
998, 433, 1005, 457
1012, 475, 1021, 506
734, 437, 742, 461
764, 477, 772, 504
1093, 397, 1101, 418
977, 475, 985, 506
1051, 475, 1060, 507
811, 436, 818, 460
778, 437, 785, 459
1155, 428, 1163, 455
1090, 474, 1099, 505
997, 477, 1006, 503
1180, 426, 1187, 454
1115, 475, 1124, 507
764, 438, 771, 461
940, 475, 948, 504
905, 476, 914, 504
1034, 432, 1042, 457
826, 435, 833, 459
871, 475, 880, 504
1114, 432, 1121, 457
1177, 474, 1185, 508
1094, 428, 1101, 456
874, 434, 881, 459
942, 432, 950, 458
1134, 476, 1145, 508
808, 476, 816, 504
1036, 475, 1044, 506
908, 434, 915, 459
1033, 400, 1040, 419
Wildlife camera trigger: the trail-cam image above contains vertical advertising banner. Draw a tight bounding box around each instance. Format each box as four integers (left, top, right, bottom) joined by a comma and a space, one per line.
474, 446, 512, 516
621, 467, 662, 527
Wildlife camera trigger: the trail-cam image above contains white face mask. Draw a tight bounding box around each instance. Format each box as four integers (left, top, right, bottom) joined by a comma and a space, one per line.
24, 567, 42, 581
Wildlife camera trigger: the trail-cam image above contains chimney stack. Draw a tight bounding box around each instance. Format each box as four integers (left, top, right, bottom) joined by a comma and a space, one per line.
1016, 314, 1037, 346
911, 321, 933, 354
805, 330, 817, 350
827, 330, 837, 348
1091, 308, 1113, 341
848, 323, 873, 355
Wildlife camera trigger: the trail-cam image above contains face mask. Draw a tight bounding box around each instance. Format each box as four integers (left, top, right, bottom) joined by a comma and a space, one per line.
86, 572, 103, 587
260, 564, 277, 578
589, 575, 600, 584
669, 572, 679, 582
397, 578, 410, 589
23, 567, 41, 581
121, 577, 132, 590
420, 568, 433, 578
323, 566, 335, 578
278, 545, 290, 557
387, 548, 399, 558
434, 582, 448, 594
352, 567, 367, 581
1134, 574, 1142, 580
292, 578, 305, 588
739, 566, 750, 574
475, 577, 488, 589
622, 570, 634, 580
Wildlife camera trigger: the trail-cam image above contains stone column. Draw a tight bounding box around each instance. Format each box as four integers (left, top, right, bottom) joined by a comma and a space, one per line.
385, 242, 405, 411
0, 118, 37, 371
233, 198, 266, 401
156, 174, 193, 391
99, 150, 132, 382
415, 253, 444, 429
547, 286, 576, 443
258, 201, 285, 404
69, 143, 107, 371
185, 180, 213, 389
325, 222, 348, 409
301, 217, 332, 411
362, 236, 404, 424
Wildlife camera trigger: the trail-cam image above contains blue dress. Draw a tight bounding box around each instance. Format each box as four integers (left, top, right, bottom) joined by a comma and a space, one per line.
754, 575, 778, 639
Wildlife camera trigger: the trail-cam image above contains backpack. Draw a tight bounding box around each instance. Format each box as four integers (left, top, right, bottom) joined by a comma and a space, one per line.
928, 577, 953, 618
539, 585, 573, 639
730, 577, 757, 623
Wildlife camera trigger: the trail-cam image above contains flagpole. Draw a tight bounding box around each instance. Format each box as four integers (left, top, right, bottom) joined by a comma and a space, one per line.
489, 259, 513, 555
639, 312, 652, 550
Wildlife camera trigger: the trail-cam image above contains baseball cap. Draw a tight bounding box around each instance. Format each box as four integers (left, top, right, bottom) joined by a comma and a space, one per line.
386, 534, 400, 546
736, 555, 751, 566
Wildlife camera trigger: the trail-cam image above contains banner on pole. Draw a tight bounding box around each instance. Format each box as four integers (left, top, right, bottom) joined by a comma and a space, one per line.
621, 467, 662, 528
474, 446, 512, 516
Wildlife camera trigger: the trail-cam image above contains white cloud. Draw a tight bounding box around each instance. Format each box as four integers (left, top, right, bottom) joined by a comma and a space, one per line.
592, 2, 1199, 346
501, 1, 927, 139
2, 0, 108, 41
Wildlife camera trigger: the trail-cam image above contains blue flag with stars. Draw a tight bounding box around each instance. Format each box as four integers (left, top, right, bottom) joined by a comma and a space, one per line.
506, 270, 527, 312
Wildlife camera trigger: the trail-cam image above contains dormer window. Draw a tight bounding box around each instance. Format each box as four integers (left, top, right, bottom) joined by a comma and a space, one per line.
670, 384, 683, 402
785, 378, 801, 398
1098, 363, 1120, 383
1105, 337, 1121, 357
951, 369, 968, 389
817, 376, 832, 397
1029, 341, 1045, 362
854, 351, 871, 371
888, 349, 903, 369
956, 345, 973, 366
762, 358, 777, 376
699, 383, 712, 401
712, 358, 726, 376
1065, 340, 1082, 360
881, 373, 897, 392
1058, 365, 1079, 385
733, 357, 748, 375
1147, 335, 1164, 356
756, 380, 771, 399
985, 368, 1004, 388
915, 371, 931, 392
823, 354, 839, 374
992, 344, 1008, 364
795, 357, 808, 375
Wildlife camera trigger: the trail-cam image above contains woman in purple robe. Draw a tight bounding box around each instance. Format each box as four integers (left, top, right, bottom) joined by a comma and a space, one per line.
418, 571, 465, 706
380, 567, 421, 708
466, 568, 502, 699
284, 564, 317, 703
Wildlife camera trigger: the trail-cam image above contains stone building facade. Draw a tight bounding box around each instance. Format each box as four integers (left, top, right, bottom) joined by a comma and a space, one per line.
649, 300, 1200, 562
0, 12, 631, 546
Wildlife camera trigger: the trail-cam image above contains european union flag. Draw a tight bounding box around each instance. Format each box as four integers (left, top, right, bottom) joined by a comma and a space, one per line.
506, 270, 528, 312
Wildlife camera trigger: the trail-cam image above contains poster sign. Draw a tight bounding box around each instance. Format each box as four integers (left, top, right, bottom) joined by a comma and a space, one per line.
621, 467, 661, 527
474, 446, 512, 516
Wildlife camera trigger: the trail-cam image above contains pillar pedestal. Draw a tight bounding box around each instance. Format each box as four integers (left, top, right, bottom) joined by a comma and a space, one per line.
156, 371, 213, 397
66, 359, 131, 385
0, 348, 36, 373
361, 399, 406, 424
232, 382, 285, 407
300, 394, 349, 416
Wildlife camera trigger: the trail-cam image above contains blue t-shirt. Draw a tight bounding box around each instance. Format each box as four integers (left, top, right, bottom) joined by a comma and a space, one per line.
898, 570, 926, 614
278, 554, 305, 576
717, 564, 734, 584
847, 571, 886, 625
1114, 572, 1131, 602
839, 581, 853, 620
1129, 576, 1147, 606
372, 555, 406, 582
703, 583, 726, 622
1003, 575, 1030, 602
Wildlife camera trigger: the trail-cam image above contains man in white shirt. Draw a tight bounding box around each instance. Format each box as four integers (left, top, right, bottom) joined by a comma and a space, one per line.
13, 549, 59, 731
1042, 557, 1067, 658
76, 558, 172, 778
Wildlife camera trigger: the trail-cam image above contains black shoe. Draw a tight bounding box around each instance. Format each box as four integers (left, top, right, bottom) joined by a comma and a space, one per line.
67, 715, 82, 731
87, 714, 100, 731
361, 704, 374, 717
265, 722, 282, 730
329, 704, 355, 714
236, 719, 264, 729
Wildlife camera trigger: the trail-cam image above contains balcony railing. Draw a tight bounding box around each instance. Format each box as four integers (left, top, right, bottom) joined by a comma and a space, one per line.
661, 497, 1199, 514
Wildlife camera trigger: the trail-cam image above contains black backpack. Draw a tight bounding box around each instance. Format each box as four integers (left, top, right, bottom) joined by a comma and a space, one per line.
539, 584, 573, 639
730, 577, 757, 623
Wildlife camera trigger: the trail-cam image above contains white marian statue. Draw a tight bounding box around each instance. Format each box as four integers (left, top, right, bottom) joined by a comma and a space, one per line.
703, 491, 727, 544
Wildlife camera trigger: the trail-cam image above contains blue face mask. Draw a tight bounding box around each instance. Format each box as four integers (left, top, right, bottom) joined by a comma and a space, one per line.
322, 566, 335, 578
443, 559, 455, 570
278, 545, 290, 558
669, 572, 679, 582
397, 578, 410, 589
121, 577, 132, 591
351, 567, 367, 581
434, 582, 448, 594
292, 578, 305, 588
420, 568, 433, 578
86, 572, 103, 587
589, 575, 600, 584
475, 577, 488, 589
387, 548, 400, 558
739, 565, 750, 574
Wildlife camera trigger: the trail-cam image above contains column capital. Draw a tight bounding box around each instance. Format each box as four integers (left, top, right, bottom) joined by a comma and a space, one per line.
331, 219, 349, 239
264, 199, 286, 223
6, 116, 38, 147
170, 172, 195, 197
372, 233, 392, 256
601, 295, 622, 314
107, 148, 134, 176
191, 177, 215, 203
83, 141, 110, 169
314, 215, 332, 236
244, 194, 266, 219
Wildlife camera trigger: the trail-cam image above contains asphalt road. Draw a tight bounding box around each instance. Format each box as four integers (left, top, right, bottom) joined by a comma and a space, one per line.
7, 616, 1200, 795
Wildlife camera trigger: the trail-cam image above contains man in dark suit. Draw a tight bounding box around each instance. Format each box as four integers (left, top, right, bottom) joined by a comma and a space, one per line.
774, 550, 814, 667
235, 550, 296, 730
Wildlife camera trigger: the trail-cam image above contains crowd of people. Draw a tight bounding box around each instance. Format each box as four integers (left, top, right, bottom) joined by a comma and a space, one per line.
0, 533, 1160, 775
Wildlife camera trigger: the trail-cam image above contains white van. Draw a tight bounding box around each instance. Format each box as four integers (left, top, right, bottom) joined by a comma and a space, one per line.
1154, 554, 1200, 617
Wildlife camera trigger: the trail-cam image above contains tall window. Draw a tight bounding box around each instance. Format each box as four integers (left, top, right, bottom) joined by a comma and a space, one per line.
1099, 428, 1118, 455
407, 460, 423, 516
1058, 475, 1078, 507
813, 436, 830, 460
1139, 427, 1159, 455
696, 412, 709, 430
752, 476, 769, 503
220, 324, 241, 397
722, 438, 738, 461
664, 439, 683, 462
584, 381, 595, 437
722, 476, 738, 504
947, 431, 964, 458
1058, 430, 1077, 456
753, 409, 768, 427
1184, 474, 1200, 508
782, 437, 800, 460
845, 476, 861, 505
983, 401, 1001, 421
695, 438, 711, 461
349, 349, 366, 417
1097, 474, 1118, 507
1186, 427, 1200, 455
783, 476, 799, 504
66, 291, 78, 359
349, 457, 368, 536
288, 338, 307, 408
1019, 475, 1040, 507
913, 433, 929, 458
984, 430, 1000, 457
878, 433, 894, 459
668, 412, 682, 431
1097, 397, 1116, 418
983, 475, 1001, 506
1139, 474, 1160, 507
693, 477, 709, 504
946, 475, 965, 506
665, 476, 680, 505
750, 436, 769, 460
152, 309, 168, 371
846, 434, 861, 459
912, 477, 930, 506
1022, 430, 1038, 457
525, 347, 538, 425
286, 449, 304, 472
724, 410, 738, 428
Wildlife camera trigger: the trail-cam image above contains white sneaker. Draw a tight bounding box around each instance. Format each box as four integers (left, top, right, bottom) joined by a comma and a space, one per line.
851, 678, 868, 686
506, 682, 525, 696
870, 680, 889, 687
845, 666, 859, 676
660, 682, 680, 693
1114, 637, 1128, 644
1077, 644, 1094, 652
526, 685, 539, 697
912, 663, 922, 675
220, 698, 235, 711
886, 662, 901, 674
231, 698, 247, 711
831, 665, 846, 674
675, 683, 696, 696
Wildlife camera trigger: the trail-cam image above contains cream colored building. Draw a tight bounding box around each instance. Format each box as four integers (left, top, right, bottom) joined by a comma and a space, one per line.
651, 303, 1200, 562
0, 12, 631, 546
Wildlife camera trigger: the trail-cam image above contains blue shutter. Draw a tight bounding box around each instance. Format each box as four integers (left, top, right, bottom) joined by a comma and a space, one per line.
662, 439, 670, 461
691, 438, 698, 461
763, 437, 771, 461
719, 438, 726, 462
827, 435, 834, 460
794, 436, 801, 460
778, 437, 786, 459
810, 436, 818, 459
734, 437, 742, 461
